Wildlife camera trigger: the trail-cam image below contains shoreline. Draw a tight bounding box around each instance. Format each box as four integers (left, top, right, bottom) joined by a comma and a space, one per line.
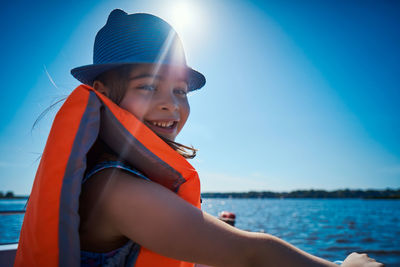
201, 188, 400, 199
0, 196, 29, 200
2, 188, 399, 200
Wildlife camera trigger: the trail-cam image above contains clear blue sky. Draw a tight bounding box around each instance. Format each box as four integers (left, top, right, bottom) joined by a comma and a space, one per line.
1, 0, 399, 195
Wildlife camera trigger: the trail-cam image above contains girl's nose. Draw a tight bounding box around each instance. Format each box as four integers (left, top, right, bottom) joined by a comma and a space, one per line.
158, 93, 179, 112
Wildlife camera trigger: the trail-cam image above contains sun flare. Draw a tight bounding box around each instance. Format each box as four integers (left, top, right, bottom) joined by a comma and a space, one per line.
170, 2, 193, 31
165, 0, 205, 39
158, 0, 209, 55
169, 2, 195, 32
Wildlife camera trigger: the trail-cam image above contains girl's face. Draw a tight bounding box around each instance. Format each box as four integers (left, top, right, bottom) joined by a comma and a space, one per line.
118, 64, 190, 141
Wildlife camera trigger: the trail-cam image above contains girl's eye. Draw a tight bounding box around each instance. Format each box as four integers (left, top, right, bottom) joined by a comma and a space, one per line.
174, 88, 188, 96
137, 84, 156, 91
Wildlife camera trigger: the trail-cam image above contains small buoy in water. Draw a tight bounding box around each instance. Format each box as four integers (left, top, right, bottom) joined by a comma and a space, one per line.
218, 211, 236, 226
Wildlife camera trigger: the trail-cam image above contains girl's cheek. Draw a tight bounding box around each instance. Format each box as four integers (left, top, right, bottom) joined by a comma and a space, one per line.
182, 99, 190, 117
179, 102, 190, 131
120, 96, 149, 120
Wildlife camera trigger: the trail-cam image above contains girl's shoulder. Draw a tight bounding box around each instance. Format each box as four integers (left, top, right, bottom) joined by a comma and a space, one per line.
82, 160, 150, 184
79, 161, 150, 253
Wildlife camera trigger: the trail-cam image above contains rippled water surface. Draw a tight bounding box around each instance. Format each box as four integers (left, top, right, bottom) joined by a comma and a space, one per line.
202, 198, 400, 266
1, 198, 399, 266
0, 199, 26, 244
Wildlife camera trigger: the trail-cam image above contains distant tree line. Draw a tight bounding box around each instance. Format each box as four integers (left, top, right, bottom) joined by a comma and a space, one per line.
201, 188, 400, 199
0, 191, 28, 199
2, 189, 399, 199
0, 191, 15, 198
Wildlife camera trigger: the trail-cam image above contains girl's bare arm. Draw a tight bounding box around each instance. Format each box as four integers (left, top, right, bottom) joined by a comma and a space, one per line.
95, 169, 382, 267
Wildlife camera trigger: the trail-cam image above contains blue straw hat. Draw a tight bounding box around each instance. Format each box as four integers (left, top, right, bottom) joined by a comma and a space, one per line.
71, 9, 205, 91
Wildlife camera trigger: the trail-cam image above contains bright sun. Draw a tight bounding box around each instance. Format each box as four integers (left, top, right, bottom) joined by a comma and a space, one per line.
170, 2, 193, 31
166, 1, 202, 36
160, 0, 208, 52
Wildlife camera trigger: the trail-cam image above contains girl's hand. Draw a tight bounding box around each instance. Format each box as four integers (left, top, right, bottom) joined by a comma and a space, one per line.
341, 252, 384, 267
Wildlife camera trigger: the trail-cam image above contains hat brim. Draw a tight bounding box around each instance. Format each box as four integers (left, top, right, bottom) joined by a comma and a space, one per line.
71, 62, 206, 91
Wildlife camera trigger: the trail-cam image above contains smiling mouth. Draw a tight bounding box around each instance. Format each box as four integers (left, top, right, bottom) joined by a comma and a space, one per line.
149, 121, 176, 128
145, 120, 178, 133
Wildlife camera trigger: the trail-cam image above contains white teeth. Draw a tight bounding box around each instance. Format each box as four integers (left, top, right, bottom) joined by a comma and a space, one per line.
151, 121, 174, 128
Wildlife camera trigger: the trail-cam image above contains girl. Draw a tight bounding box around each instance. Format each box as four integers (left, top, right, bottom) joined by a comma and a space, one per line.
16, 9, 383, 267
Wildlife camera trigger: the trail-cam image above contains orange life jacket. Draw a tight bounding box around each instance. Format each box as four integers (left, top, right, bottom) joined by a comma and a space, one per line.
14, 84, 201, 267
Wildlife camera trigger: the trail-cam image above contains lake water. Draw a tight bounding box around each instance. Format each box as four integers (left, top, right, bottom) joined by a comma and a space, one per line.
1, 198, 399, 266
